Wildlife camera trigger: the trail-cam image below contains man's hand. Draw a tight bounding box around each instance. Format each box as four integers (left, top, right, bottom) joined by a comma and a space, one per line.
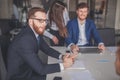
71, 44, 79, 53
62, 54, 74, 69
98, 44, 106, 51
69, 52, 78, 61
52, 36, 59, 44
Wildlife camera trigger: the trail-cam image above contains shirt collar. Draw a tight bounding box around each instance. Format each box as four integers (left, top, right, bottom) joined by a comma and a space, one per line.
29, 25, 39, 38
77, 18, 86, 26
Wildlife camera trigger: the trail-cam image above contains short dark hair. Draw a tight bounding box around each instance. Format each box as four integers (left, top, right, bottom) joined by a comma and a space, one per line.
76, 2, 89, 10
28, 7, 46, 19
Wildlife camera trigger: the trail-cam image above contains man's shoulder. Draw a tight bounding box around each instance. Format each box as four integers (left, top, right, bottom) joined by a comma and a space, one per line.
68, 18, 94, 24
13, 27, 35, 43
68, 18, 77, 23
67, 18, 78, 27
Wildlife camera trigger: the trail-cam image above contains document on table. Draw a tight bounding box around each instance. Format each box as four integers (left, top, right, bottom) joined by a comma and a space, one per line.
67, 70, 95, 80
67, 60, 86, 70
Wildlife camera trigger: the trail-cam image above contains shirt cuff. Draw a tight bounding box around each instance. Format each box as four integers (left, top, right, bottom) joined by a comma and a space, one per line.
98, 42, 104, 46
59, 54, 63, 59
49, 35, 54, 39
43, 30, 54, 39
59, 63, 64, 71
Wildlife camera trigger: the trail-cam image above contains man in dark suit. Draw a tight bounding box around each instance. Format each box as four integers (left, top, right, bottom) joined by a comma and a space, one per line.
7, 7, 76, 80
65, 2, 105, 52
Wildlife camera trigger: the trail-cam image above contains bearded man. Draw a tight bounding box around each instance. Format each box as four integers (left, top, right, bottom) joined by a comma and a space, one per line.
6, 7, 77, 80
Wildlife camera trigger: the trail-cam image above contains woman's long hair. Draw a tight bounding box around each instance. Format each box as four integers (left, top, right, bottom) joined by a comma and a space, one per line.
49, 1, 68, 38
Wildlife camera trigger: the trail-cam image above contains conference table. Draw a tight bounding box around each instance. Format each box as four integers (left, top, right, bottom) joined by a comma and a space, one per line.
46, 47, 120, 80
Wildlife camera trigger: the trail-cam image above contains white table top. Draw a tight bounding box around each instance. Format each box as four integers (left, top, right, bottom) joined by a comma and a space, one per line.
47, 47, 120, 80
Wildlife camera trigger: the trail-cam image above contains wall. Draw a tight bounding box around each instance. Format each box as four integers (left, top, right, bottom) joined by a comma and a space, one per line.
0, 0, 12, 19
31, 0, 43, 8
78, 0, 87, 3
105, 0, 117, 28
115, 0, 120, 30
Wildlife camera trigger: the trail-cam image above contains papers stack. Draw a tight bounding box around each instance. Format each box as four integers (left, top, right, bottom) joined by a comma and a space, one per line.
68, 60, 86, 70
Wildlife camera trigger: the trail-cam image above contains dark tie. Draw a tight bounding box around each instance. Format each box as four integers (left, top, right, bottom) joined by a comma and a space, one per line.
37, 35, 40, 45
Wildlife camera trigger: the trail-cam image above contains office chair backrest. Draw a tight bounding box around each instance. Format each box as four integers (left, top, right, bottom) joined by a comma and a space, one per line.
0, 19, 11, 35
0, 19, 11, 68
97, 28, 115, 46
0, 46, 7, 80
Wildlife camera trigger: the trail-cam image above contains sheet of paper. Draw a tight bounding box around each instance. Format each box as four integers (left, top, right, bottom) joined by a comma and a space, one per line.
67, 60, 86, 70
68, 70, 95, 80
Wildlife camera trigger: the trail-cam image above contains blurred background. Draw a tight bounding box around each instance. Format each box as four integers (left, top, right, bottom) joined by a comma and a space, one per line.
0, 0, 120, 80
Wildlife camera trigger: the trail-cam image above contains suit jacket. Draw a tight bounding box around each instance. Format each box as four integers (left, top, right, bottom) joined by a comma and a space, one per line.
7, 25, 61, 80
65, 18, 103, 46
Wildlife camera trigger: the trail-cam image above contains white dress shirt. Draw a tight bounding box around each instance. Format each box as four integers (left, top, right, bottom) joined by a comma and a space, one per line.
77, 18, 88, 46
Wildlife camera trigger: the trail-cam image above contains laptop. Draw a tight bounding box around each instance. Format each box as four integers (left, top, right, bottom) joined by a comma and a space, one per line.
79, 47, 101, 54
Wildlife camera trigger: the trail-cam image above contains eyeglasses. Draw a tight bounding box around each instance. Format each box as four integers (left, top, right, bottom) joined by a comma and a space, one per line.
31, 18, 49, 24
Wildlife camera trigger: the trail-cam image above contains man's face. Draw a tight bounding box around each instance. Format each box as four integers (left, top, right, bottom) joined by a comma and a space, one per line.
31, 11, 47, 34
76, 8, 88, 21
